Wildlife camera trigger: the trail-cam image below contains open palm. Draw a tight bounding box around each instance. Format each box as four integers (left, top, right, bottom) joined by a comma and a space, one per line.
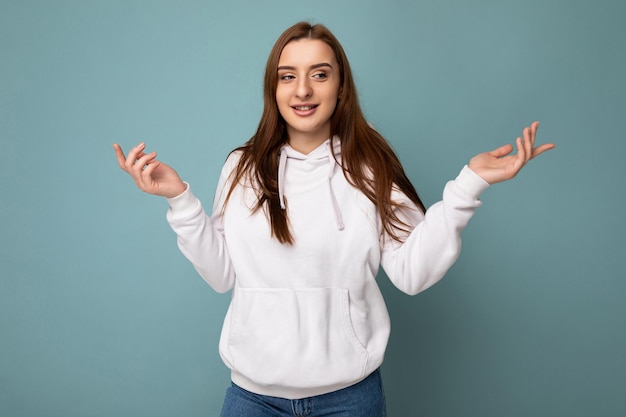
113, 142, 187, 198
469, 121, 555, 184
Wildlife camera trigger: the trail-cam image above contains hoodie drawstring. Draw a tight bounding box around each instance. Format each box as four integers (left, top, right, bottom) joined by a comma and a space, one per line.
278, 149, 287, 209
326, 140, 345, 230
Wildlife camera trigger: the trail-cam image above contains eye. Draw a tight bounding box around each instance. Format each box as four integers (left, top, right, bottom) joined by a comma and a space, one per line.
279, 74, 295, 81
312, 72, 328, 80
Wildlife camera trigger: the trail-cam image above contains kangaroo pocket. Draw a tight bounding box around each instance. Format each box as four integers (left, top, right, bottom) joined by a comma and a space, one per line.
225, 287, 369, 389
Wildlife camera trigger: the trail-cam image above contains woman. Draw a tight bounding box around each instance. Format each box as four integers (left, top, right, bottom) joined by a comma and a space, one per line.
114, 22, 554, 417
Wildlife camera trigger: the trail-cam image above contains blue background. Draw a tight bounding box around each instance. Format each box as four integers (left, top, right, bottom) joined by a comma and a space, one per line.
1, 0, 624, 415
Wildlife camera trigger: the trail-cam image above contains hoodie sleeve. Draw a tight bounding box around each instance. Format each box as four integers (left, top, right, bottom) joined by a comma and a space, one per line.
380, 165, 490, 295
165, 154, 240, 293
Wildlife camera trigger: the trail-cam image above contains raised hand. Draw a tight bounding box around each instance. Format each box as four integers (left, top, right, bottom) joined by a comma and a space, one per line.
468, 121, 555, 185
113, 142, 187, 198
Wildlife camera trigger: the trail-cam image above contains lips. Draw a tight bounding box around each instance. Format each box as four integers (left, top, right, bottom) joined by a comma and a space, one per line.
291, 104, 319, 116
292, 104, 318, 110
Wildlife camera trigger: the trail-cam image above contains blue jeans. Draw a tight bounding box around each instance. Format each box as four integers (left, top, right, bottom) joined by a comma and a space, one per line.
219, 369, 386, 417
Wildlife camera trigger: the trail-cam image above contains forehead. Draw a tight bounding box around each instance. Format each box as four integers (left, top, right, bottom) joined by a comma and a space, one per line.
278, 39, 337, 67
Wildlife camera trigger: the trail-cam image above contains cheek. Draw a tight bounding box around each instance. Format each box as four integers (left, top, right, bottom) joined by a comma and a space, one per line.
275, 87, 290, 108
275, 89, 290, 120
325, 88, 340, 113
325, 83, 341, 106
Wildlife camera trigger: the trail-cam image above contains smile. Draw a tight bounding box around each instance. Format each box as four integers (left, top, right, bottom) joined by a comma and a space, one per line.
292, 105, 318, 111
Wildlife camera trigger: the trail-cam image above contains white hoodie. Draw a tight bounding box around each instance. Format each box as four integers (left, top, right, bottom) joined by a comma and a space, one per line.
166, 137, 489, 399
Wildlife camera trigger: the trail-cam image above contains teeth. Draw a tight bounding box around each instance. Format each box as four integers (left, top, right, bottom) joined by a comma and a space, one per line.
294, 106, 314, 111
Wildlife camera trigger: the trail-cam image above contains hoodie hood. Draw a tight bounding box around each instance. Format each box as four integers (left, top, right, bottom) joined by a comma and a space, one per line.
278, 136, 345, 230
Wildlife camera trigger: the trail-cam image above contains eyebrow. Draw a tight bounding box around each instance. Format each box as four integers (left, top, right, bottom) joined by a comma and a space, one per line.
277, 62, 333, 71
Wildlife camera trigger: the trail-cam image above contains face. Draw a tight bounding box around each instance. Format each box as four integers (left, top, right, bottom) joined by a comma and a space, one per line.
276, 39, 341, 154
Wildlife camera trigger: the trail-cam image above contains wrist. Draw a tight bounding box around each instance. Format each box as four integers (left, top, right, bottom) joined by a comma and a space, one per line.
457, 165, 491, 197
164, 182, 188, 199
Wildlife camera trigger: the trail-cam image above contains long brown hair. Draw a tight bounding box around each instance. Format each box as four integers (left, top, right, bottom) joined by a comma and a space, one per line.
224, 21, 426, 244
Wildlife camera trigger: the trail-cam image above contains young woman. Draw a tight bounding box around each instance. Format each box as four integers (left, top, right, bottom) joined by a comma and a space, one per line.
114, 21, 554, 417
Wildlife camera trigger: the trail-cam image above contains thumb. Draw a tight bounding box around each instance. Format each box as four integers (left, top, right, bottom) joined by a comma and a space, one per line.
489, 144, 514, 158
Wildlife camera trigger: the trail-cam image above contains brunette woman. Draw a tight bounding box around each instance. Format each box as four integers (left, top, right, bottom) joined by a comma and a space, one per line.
114, 21, 554, 417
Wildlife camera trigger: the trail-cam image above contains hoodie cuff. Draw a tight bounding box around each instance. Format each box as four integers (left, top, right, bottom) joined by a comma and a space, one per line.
454, 165, 490, 199
166, 182, 196, 212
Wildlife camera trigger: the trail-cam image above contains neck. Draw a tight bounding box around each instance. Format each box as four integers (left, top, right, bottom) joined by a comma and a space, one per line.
287, 131, 330, 155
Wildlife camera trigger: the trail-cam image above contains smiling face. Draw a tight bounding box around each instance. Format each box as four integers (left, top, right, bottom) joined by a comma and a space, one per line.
276, 39, 341, 154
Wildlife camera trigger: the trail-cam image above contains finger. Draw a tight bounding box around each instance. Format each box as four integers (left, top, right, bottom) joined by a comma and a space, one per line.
131, 152, 158, 175
140, 156, 164, 192
489, 143, 514, 158
530, 143, 556, 159
522, 127, 533, 162
142, 153, 159, 169
113, 144, 128, 171
128, 146, 154, 169
531, 121, 540, 141
528, 121, 540, 151
127, 152, 157, 192
516, 136, 527, 165
141, 160, 161, 186
134, 151, 149, 166
125, 143, 147, 171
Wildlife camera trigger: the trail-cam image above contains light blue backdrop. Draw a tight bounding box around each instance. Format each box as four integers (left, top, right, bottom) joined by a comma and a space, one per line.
1, 0, 624, 416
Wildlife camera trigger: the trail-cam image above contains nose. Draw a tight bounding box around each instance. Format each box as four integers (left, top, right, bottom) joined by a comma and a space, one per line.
295, 77, 312, 99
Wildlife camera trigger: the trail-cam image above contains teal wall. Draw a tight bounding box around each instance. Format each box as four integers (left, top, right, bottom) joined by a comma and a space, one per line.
1, 0, 624, 415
